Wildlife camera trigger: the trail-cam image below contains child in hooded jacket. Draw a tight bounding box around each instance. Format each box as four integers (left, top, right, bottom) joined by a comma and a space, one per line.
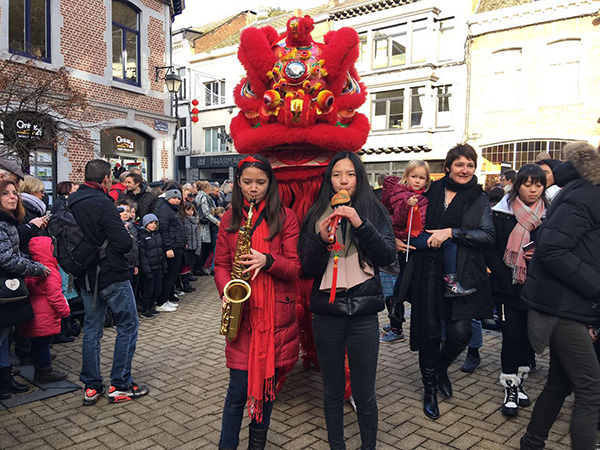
18, 236, 70, 382
138, 214, 167, 318
180, 202, 202, 293
382, 160, 473, 297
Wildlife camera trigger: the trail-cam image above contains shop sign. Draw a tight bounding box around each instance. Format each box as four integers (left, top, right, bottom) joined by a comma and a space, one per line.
154, 120, 169, 133
113, 135, 135, 152
193, 154, 244, 169
15, 119, 44, 140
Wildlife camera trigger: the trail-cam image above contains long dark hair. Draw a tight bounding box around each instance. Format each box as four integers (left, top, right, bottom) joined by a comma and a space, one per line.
226, 154, 283, 240
508, 164, 548, 207
0, 180, 25, 221
301, 152, 391, 267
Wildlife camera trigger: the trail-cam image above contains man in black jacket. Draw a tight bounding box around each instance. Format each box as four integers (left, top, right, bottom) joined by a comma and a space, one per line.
69, 159, 149, 406
119, 172, 157, 220
520, 142, 600, 450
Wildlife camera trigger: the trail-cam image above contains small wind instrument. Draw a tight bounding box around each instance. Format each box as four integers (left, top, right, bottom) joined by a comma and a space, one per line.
220, 198, 256, 342
327, 189, 351, 243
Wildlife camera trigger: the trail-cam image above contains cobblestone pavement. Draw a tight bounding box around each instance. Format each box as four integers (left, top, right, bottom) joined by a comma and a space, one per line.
0, 276, 576, 450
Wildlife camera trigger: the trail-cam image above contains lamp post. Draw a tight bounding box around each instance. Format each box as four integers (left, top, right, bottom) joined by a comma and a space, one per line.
156, 66, 183, 179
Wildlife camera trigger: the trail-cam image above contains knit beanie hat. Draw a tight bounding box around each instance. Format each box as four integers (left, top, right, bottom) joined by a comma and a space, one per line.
142, 213, 159, 227
537, 158, 562, 171
164, 189, 182, 200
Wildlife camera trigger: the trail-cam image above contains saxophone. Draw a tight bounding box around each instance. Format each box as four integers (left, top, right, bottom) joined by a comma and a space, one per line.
220, 198, 255, 342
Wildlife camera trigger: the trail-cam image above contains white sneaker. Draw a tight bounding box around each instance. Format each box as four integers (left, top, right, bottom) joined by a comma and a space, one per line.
165, 301, 179, 309
155, 303, 177, 312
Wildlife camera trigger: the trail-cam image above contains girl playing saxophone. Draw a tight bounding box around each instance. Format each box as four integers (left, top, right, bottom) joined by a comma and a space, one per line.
214, 154, 301, 450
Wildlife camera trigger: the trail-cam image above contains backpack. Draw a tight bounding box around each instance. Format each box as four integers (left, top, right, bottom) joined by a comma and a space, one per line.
47, 194, 108, 277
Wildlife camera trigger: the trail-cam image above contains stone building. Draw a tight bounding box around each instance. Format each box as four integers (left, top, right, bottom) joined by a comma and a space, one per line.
0, 0, 183, 202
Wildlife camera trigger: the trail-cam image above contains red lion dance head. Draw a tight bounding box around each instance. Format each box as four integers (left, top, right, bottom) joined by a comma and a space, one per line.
231, 15, 369, 220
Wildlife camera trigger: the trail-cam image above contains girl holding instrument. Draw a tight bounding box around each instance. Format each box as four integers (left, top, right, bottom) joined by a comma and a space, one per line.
298, 152, 396, 450
214, 154, 301, 450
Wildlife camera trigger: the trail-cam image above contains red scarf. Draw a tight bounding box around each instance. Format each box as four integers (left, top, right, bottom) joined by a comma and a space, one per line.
83, 181, 109, 195
503, 197, 545, 284
245, 199, 276, 422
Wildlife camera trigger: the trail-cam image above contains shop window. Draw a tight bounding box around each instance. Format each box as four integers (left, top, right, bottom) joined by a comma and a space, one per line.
112, 0, 140, 85
205, 80, 225, 106
372, 90, 404, 130
9, 0, 51, 61
204, 126, 225, 153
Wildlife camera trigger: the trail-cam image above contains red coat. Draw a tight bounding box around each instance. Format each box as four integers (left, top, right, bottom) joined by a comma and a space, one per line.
381, 176, 428, 241
214, 207, 301, 371
109, 182, 126, 201
18, 237, 70, 338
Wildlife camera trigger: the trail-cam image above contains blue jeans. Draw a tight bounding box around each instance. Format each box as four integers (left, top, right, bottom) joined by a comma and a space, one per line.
219, 368, 277, 448
410, 233, 457, 275
79, 280, 139, 389
0, 327, 11, 368
313, 314, 379, 450
469, 319, 483, 349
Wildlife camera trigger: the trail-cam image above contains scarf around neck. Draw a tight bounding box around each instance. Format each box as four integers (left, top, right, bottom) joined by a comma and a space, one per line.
425, 175, 482, 230
243, 199, 276, 423
316, 205, 374, 294
20, 192, 47, 216
503, 196, 545, 284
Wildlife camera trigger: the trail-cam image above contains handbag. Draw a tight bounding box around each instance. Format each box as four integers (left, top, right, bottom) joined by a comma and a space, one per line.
0, 269, 29, 304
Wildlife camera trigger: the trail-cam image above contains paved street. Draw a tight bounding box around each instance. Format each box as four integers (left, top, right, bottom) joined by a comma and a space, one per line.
0, 276, 575, 450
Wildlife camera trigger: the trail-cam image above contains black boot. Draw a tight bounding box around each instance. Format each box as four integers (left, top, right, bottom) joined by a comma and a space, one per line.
219, 446, 237, 450
181, 274, 196, 293
34, 365, 67, 383
438, 336, 467, 398
0, 385, 10, 400
248, 427, 267, 450
500, 373, 520, 417
422, 367, 440, 419
443, 274, 477, 297
0, 366, 29, 393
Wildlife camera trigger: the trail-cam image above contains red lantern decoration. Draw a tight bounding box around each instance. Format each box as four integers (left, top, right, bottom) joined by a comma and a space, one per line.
190, 99, 200, 124
191, 108, 199, 115
191, 116, 199, 123
191, 99, 199, 106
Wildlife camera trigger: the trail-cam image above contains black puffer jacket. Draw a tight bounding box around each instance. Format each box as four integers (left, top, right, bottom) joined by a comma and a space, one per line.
299, 214, 396, 316
153, 198, 186, 251
522, 143, 600, 325
124, 222, 139, 269
0, 210, 46, 328
117, 183, 157, 220
69, 184, 133, 291
183, 215, 202, 252
138, 228, 166, 275
484, 196, 541, 310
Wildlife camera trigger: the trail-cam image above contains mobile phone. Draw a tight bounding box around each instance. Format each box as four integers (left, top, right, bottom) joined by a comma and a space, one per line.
44, 213, 52, 219
522, 241, 535, 252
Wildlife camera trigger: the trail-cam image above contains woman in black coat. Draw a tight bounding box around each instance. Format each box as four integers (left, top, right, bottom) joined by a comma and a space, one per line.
400, 144, 494, 420
0, 180, 49, 400
520, 142, 600, 450
484, 164, 547, 417
299, 152, 396, 450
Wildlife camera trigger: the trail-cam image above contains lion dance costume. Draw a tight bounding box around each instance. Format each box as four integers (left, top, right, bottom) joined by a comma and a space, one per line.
230, 15, 370, 390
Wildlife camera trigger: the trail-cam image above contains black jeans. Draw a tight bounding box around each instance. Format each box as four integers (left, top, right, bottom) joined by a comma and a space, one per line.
521, 318, 600, 450
142, 270, 163, 313
499, 304, 532, 374
313, 313, 379, 450
30, 335, 53, 368
157, 250, 183, 306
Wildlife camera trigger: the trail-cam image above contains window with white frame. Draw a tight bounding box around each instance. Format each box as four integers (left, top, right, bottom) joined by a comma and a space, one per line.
112, 0, 140, 85
178, 117, 187, 150
356, 33, 368, 72
205, 80, 225, 106
437, 18, 455, 62
436, 85, 452, 127
410, 86, 425, 127
373, 24, 407, 69
490, 48, 522, 110
372, 90, 404, 130
411, 19, 427, 64
178, 67, 187, 101
204, 126, 225, 153
545, 39, 580, 105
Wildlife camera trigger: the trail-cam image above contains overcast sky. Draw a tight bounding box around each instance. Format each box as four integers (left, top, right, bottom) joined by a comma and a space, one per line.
173, 0, 329, 29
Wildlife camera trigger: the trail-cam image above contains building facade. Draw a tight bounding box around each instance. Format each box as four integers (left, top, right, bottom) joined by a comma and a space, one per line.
0, 0, 182, 202
468, 0, 600, 187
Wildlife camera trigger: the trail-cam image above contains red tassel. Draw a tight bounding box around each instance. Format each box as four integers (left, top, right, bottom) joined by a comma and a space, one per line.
329, 253, 339, 304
